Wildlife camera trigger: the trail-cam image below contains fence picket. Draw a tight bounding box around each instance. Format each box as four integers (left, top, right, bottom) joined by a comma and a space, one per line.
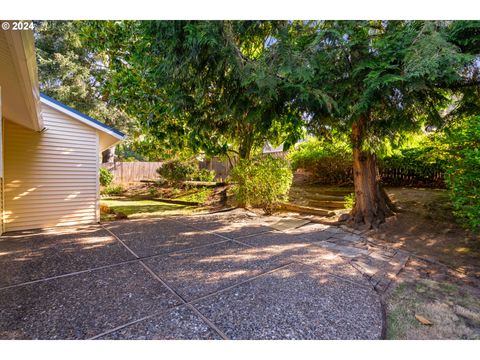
101, 162, 164, 184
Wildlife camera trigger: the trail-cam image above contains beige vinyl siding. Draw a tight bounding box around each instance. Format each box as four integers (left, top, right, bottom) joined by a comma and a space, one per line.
4, 103, 99, 231
0, 176, 4, 235
1, 106, 4, 235
0, 116, 5, 235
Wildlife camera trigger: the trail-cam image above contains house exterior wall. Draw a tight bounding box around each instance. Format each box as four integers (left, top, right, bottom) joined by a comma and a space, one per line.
3, 102, 100, 232
1, 94, 4, 234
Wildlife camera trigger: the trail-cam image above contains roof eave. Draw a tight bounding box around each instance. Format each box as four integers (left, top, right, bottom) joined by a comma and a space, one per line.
4, 25, 43, 131
99, 137, 126, 153
40, 95, 126, 141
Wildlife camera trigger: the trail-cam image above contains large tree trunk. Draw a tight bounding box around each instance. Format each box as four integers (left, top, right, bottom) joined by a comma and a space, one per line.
238, 133, 254, 160
102, 146, 116, 163
350, 115, 395, 228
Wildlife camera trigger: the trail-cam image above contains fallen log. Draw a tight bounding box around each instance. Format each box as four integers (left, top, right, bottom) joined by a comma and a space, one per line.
153, 198, 201, 206
182, 181, 227, 187
279, 202, 336, 217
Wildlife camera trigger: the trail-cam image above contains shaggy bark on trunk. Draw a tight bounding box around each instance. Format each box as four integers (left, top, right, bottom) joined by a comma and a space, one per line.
350, 115, 395, 228
102, 146, 115, 163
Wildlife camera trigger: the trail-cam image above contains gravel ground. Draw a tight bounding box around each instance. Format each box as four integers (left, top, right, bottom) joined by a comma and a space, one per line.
193, 263, 382, 339
0, 262, 180, 339
0, 212, 385, 340
0, 226, 134, 288
98, 306, 221, 340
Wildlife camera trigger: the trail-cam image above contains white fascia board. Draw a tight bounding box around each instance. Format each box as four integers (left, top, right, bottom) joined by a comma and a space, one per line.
40, 97, 126, 141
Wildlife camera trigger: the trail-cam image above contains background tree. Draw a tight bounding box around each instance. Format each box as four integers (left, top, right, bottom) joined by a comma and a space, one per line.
274, 20, 479, 228
34, 21, 135, 162
82, 21, 306, 161
69, 20, 480, 228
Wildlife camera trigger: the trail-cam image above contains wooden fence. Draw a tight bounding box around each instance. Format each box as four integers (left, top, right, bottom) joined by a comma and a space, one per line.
198, 157, 235, 180
102, 162, 163, 184
379, 167, 444, 188
198, 151, 287, 180
102, 156, 445, 188
201, 152, 445, 188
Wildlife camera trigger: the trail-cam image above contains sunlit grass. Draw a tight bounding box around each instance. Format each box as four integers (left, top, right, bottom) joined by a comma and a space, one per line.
175, 187, 213, 203
100, 198, 205, 220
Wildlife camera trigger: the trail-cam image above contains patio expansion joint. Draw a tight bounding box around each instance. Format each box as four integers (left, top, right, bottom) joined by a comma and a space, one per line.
168, 216, 274, 246
97, 222, 299, 340
226, 237, 255, 248
100, 223, 230, 340
102, 222, 235, 259
88, 303, 185, 340
233, 229, 275, 240
101, 224, 140, 259
0, 224, 251, 291
0, 258, 140, 292
186, 261, 295, 305
291, 258, 375, 291
0, 238, 235, 292
168, 217, 233, 242
138, 260, 230, 340
96, 260, 297, 340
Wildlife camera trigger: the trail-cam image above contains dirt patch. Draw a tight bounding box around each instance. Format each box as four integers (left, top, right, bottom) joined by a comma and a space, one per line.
288, 185, 480, 278
368, 187, 480, 278
286, 180, 480, 339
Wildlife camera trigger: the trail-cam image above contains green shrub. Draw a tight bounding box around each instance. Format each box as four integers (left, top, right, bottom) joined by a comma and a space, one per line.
99, 167, 114, 187
288, 134, 447, 187
101, 184, 124, 196
171, 188, 182, 197
230, 156, 293, 214
288, 136, 354, 184
344, 193, 355, 209
192, 168, 216, 182
156, 159, 197, 182
148, 187, 159, 198
380, 147, 447, 179
288, 136, 351, 171
443, 117, 480, 233
155, 178, 168, 186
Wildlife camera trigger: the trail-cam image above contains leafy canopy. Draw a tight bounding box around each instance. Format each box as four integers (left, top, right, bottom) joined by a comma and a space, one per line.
82, 21, 308, 159
272, 21, 479, 153
35, 21, 132, 132
76, 21, 480, 165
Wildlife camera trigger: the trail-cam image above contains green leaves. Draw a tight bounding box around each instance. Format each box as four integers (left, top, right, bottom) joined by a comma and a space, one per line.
38, 20, 480, 170
448, 21, 480, 54
103, 20, 309, 160
297, 20, 479, 143
99, 167, 114, 187
35, 20, 135, 150
443, 116, 480, 232
156, 159, 198, 183
230, 156, 293, 214
404, 23, 468, 83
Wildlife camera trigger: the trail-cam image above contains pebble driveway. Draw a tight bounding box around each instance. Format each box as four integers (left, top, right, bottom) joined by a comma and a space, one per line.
0, 210, 408, 339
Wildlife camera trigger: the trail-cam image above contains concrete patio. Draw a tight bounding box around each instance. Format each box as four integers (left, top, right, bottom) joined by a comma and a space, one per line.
0, 210, 409, 340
